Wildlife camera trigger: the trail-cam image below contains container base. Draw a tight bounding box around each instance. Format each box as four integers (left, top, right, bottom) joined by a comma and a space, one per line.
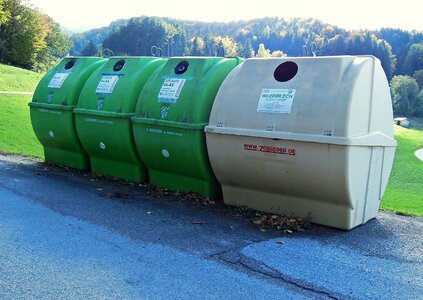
90, 157, 147, 183
44, 147, 89, 170
221, 185, 372, 230
149, 169, 221, 199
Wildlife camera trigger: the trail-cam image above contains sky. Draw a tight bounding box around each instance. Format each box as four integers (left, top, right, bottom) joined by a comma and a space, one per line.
28, 0, 422, 32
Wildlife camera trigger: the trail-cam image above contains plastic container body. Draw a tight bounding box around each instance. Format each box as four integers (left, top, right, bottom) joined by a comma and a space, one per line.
74, 57, 166, 182
132, 57, 243, 197
205, 56, 397, 230
29, 57, 106, 169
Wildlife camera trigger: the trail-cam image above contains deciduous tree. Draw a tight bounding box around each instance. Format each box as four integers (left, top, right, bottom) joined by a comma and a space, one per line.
0, 0, 71, 71
0, 0, 9, 25
81, 40, 98, 56
402, 44, 423, 75
256, 43, 270, 57
390, 75, 423, 116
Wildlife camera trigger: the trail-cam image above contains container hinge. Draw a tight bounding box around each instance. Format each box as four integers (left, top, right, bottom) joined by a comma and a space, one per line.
213, 44, 225, 57
301, 42, 317, 57
151, 45, 163, 57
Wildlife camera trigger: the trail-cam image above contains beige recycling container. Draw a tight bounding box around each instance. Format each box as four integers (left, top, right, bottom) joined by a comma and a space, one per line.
205, 56, 397, 230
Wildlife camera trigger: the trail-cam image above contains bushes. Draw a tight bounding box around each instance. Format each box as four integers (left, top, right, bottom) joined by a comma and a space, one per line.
390, 75, 423, 116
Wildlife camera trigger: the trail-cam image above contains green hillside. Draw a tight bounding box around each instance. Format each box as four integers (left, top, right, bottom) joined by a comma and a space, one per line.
0, 94, 43, 158
0, 64, 43, 92
381, 126, 423, 216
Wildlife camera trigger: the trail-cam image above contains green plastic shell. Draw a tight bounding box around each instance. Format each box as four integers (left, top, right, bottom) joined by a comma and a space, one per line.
29, 57, 106, 169
74, 57, 167, 182
132, 57, 243, 198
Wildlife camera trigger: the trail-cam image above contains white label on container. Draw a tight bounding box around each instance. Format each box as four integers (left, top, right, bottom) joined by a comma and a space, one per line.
158, 78, 186, 103
48, 73, 69, 88
257, 89, 296, 114
96, 76, 119, 94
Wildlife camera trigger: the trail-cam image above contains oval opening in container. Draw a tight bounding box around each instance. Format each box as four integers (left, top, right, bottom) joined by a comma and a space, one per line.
113, 59, 125, 72
64, 59, 76, 70
174, 61, 189, 74
273, 61, 298, 82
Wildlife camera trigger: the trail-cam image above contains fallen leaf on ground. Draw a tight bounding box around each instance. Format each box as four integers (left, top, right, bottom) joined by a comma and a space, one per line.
136, 183, 310, 233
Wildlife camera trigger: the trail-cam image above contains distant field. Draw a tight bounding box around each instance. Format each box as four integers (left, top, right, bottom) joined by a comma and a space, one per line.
0, 64, 43, 92
0, 94, 43, 158
381, 126, 423, 216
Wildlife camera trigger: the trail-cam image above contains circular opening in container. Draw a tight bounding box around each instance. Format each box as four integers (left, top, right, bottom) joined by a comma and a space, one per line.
113, 59, 125, 71
174, 61, 189, 74
64, 59, 76, 70
273, 61, 298, 82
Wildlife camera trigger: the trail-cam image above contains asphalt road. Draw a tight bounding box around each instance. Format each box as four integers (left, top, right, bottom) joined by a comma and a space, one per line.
0, 154, 421, 299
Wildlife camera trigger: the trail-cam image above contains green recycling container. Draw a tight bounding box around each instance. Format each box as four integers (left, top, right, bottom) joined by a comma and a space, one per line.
132, 57, 243, 198
29, 57, 106, 169
74, 57, 166, 182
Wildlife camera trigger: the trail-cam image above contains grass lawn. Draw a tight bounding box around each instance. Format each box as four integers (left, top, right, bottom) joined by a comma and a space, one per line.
0, 64, 43, 92
381, 126, 423, 216
0, 94, 43, 158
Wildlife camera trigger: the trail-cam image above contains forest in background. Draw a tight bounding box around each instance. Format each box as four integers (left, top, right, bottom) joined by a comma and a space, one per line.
0, 0, 422, 116
71, 16, 423, 116
0, 0, 71, 72
71, 16, 423, 80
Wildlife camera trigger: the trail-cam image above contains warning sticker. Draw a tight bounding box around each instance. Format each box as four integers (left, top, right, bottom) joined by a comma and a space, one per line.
48, 73, 70, 89
96, 75, 119, 94
158, 78, 186, 103
257, 89, 296, 114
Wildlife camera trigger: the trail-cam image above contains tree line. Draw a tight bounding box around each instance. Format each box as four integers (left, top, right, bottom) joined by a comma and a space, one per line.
72, 16, 423, 116
72, 17, 421, 77
0, 1, 421, 116
0, 0, 72, 72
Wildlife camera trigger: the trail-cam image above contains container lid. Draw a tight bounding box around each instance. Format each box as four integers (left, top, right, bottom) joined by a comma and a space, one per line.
76, 57, 166, 115
206, 56, 396, 147
31, 57, 106, 108
133, 57, 243, 129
